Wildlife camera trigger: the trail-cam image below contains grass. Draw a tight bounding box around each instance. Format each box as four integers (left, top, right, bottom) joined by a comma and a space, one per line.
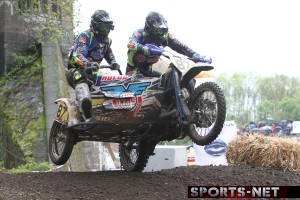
0, 161, 52, 173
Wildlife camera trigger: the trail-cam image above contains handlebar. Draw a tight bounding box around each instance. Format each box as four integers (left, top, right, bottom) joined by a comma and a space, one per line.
161, 50, 196, 63
161, 50, 207, 64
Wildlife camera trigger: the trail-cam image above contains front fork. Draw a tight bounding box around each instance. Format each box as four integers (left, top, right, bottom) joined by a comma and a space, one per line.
171, 68, 194, 138
172, 68, 192, 120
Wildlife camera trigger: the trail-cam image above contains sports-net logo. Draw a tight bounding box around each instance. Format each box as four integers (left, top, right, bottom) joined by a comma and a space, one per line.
188, 186, 300, 198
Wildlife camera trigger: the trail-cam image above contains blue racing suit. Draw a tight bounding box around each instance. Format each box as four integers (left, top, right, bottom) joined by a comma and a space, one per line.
66, 29, 117, 88
126, 29, 198, 77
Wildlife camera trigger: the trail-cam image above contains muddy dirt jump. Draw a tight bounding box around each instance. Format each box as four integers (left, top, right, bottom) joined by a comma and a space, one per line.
0, 164, 300, 200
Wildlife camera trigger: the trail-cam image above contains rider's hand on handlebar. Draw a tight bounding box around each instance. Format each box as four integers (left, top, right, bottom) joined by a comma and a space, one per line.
193, 53, 212, 64
88, 62, 100, 70
86, 62, 100, 75
88, 66, 99, 73
83, 64, 98, 85
143, 44, 164, 56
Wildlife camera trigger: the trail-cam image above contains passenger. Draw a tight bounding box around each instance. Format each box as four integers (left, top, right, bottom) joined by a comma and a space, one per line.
66, 10, 120, 121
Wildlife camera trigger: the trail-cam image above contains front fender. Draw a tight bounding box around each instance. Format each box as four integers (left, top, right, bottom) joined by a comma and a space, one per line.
54, 98, 79, 125
181, 65, 214, 89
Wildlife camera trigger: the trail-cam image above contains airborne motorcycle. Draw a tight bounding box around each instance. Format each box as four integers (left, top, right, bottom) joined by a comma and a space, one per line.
49, 51, 227, 172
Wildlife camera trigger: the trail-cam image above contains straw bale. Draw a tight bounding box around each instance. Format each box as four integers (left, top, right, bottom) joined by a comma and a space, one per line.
226, 135, 300, 172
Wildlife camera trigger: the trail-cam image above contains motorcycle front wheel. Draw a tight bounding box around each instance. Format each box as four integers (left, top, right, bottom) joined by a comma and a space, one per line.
187, 81, 226, 146
49, 121, 74, 165
119, 141, 152, 172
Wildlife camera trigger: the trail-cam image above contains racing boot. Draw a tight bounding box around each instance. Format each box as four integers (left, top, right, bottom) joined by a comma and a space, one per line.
75, 83, 92, 121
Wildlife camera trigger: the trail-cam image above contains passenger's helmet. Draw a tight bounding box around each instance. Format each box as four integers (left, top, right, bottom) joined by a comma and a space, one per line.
145, 12, 168, 39
90, 10, 114, 38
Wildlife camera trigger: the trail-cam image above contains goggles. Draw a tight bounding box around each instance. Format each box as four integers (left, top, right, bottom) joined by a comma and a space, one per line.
151, 28, 167, 36
95, 21, 114, 34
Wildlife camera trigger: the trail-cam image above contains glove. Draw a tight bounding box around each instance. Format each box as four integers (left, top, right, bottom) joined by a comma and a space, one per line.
87, 66, 99, 73
86, 61, 100, 72
83, 66, 98, 85
86, 63, 99, 81
111, 63, 120, 70
90, 62, 100, 69
193, 53, 212, 64
143, 44, 164, 56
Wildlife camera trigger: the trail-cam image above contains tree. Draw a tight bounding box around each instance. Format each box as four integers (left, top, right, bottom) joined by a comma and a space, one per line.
12, 0, 76, 42
215, 72, 300, 126
215, 72, 259, 125
279, 93, 300, 120
256, 99, 275, 122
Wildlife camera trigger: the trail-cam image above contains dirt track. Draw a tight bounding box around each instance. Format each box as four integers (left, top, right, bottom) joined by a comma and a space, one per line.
0, 164, 299, 200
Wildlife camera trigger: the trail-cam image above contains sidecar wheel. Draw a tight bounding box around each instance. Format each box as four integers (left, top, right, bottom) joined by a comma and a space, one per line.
119, 141, 152, 172
49, 121, 74, 165
187, 81, 226, 146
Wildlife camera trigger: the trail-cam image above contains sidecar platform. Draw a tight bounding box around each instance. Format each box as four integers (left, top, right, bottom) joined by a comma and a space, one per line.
66, 121, 156, 143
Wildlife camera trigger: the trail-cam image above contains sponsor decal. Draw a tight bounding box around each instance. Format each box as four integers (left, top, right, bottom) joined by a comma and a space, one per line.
112, 96, 142, 110
92, 98, 105, 106
101, 75, 128, 81
73, 71, 81, 80
126, 96, 143, 115
79, 36, 86, 43
134, 31, 141, 38
128, 44, 135, 49
204, 139, 227, 156
101, 82, 151, 114
101, 82, 151, 97
55, 103, 68, 123
75, 59, 84, 66
94, 116, 114, 122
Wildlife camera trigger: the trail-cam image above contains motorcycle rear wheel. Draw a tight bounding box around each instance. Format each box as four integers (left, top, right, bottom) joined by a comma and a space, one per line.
119, 141, 151, 172
49, 121, 74, 165
187, 81, 226, 146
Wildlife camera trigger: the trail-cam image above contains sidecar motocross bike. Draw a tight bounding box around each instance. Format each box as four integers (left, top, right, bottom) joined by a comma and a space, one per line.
49, 51, 227, 172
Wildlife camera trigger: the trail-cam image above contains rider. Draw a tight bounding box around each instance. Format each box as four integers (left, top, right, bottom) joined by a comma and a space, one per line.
66, 9, 120, 121
126, 11, 212, 77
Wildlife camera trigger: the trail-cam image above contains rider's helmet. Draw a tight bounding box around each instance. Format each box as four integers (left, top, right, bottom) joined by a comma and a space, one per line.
90, 10, 114, 38
144, 12, 168, 40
